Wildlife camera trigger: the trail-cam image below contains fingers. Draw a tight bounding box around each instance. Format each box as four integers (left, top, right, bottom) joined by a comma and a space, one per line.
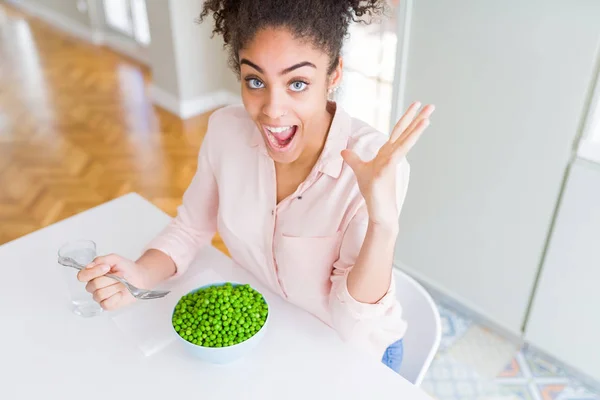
87, 279, 133, 311
390, 101, 422, 142
392, 118, 430, 162
77, 263, 111, 283
86, 278, 132, 311
100, 291, 127, 311
74, 252, 134, 311
85, 275, 119, 293
101, 289, 137, 311
92, 253, 123, 267
391, 103, 435, 144
77, 253, 123, 283
401, 104, 435, 142
91, 281, 123, 303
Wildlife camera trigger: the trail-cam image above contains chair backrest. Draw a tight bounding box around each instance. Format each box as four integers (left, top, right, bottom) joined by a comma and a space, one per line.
393, 268, 441, 386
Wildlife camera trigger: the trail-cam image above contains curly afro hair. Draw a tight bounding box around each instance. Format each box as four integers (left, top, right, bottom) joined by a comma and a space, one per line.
198, 0, 387, 78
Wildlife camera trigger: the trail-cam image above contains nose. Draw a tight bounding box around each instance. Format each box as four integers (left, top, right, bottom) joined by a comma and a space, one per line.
261, 90, 288, 119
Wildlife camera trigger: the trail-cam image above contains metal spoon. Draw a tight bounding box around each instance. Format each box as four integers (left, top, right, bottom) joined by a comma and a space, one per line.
58, 256, 170, 300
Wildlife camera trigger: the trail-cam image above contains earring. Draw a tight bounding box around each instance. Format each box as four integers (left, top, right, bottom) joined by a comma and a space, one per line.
328, 86, 338, 100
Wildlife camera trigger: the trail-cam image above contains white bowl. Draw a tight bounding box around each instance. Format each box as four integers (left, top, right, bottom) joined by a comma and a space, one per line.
171, 282, 270, 364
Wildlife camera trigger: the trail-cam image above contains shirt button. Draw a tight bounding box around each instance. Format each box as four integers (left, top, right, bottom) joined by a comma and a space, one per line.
271, 210, 274, 216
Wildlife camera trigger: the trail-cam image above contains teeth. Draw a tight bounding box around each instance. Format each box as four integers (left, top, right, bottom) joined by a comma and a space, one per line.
266, 126, 292, 133
266, 131, 282, 148
264, 125, 295, 149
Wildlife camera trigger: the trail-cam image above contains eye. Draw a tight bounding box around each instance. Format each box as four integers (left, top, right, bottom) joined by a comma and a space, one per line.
289, 81, 308, 92
246, 78, 264, 89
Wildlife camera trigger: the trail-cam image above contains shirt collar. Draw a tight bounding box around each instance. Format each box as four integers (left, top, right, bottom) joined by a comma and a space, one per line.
247, 101, 350, 179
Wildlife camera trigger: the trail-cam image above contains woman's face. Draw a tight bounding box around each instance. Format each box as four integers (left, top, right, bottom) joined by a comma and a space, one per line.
239, 27, 342, 165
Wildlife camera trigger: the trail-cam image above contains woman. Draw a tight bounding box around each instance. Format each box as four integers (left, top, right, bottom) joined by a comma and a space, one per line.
77, 0, 434, 373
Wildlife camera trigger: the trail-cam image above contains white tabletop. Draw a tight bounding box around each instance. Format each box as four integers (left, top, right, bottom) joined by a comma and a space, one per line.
0, 193, 433, 400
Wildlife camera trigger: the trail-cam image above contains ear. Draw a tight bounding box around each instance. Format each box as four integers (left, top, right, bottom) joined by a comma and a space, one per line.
329, 56, 343, 91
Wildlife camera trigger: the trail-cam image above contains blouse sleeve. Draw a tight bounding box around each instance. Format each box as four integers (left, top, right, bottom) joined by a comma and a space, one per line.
328, 158, 410, 357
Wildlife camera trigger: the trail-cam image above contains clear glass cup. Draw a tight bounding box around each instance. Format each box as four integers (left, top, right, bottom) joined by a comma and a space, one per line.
58, 240, 104, 317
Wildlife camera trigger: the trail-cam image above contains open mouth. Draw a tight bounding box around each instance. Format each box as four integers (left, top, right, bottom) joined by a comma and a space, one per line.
263, 125, 298, 152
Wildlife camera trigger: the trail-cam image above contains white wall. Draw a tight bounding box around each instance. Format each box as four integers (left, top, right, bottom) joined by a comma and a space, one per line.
394, 0, 600, 334
146, 0, 239, 118
170, 0, 239, 102
145, 0, 180, 97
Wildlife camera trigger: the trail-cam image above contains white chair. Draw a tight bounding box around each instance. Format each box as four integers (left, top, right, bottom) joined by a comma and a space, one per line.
393, 267, 442, 386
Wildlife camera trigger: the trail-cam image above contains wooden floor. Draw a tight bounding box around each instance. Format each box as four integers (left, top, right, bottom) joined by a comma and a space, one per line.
0, 3, 227, 254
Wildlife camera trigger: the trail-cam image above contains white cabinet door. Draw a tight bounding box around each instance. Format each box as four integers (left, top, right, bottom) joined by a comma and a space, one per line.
525, 159, 600, 381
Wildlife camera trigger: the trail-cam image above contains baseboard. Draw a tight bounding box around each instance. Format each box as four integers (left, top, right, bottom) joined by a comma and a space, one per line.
103, 33, 149, 65
392, 259, 524, 345
180, 91, 242, 119
150, 84, 241, 119
10, 0, 99, 44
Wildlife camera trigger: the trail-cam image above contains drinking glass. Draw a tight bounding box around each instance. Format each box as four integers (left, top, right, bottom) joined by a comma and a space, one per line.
58, 240, 103, 317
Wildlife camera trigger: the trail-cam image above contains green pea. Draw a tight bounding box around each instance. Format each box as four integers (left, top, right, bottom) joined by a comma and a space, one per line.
173, 283, 267, 346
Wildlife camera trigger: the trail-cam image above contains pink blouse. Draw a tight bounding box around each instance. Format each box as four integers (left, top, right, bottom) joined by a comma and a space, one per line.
145, 103, 409, 359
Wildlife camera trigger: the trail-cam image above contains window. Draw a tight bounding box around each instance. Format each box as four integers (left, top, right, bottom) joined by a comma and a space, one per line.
335, 6, 399, 134
103, 0, 131, 35
130, 0, 150, 46
103, 0, 150, 46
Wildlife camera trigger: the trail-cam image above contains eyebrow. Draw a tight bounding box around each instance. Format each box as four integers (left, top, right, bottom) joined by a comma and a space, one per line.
240, 59, 316, 75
